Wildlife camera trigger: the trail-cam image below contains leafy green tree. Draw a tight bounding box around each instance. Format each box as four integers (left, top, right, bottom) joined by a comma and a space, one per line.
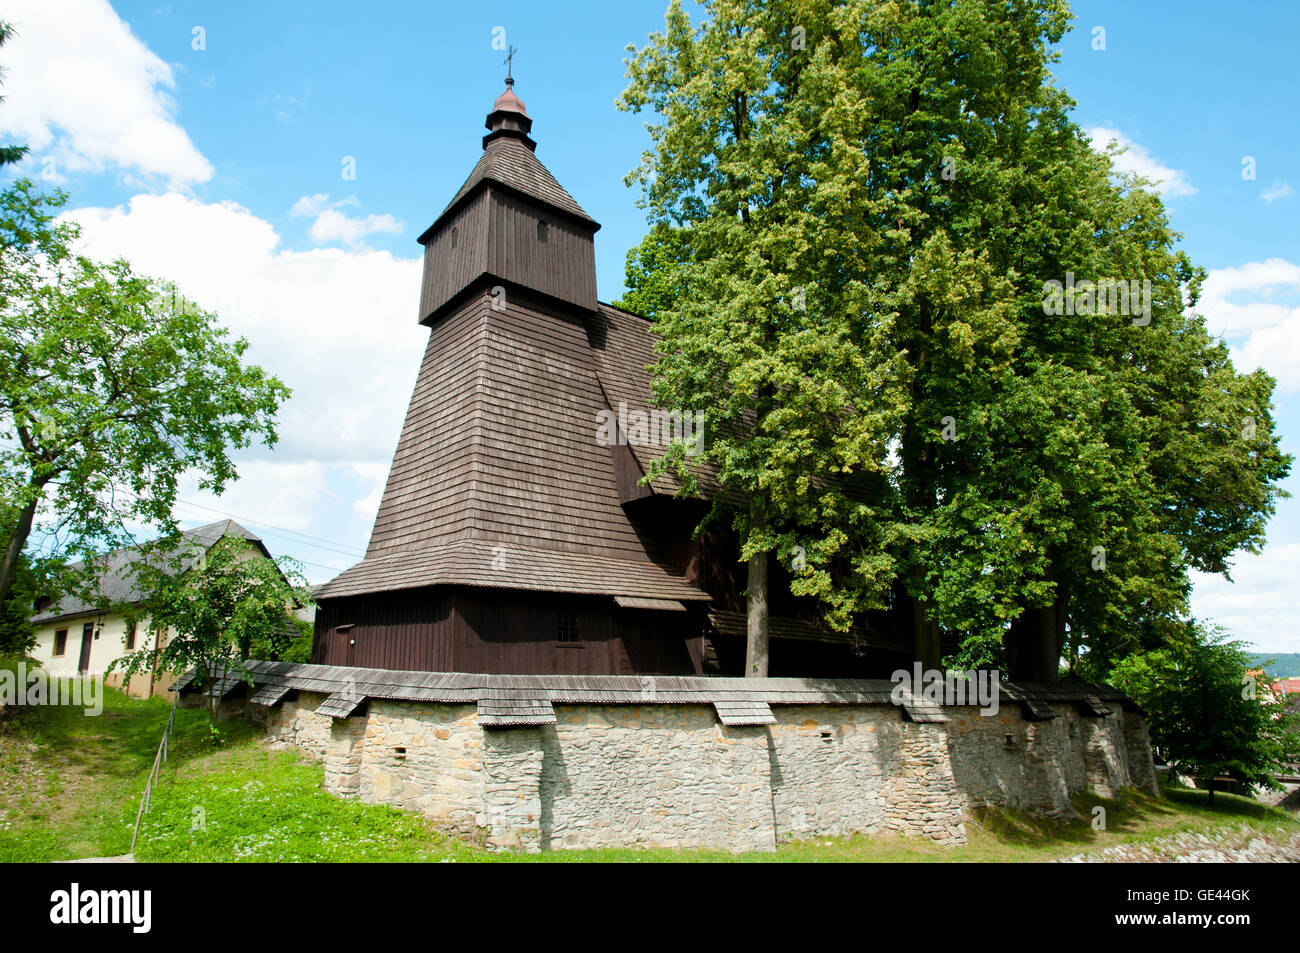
0, 548, 36, 655
619, 0, 912, 674
1111, 623, 1300, 806
0, 21, 28, 167
620, 0, 1290, 680
0, 179, 290, 608
249, 616, 314, 664
111, 536, 314, 719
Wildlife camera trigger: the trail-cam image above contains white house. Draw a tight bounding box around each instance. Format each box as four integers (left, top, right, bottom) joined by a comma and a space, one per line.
29, 520, 276, 699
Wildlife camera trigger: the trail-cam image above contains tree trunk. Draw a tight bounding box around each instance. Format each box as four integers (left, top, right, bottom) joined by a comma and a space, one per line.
910, 567, 941, 671
898, 351, 940, 672
745, 548, 769, 678
745, 501, 770, 678
201, 659, 217, 722
1006, 586, 1068, 684
0, 496, 39, 607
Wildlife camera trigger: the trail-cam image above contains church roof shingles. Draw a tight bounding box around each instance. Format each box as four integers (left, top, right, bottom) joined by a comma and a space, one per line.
426, 135, 595, 240
319, 86, 709, 606
316, 293, 708, 603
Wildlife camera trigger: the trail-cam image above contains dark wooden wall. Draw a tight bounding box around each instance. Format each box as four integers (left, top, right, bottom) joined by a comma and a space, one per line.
418, 186, 597, 325
486, 189, 597, 313
313, 590, 459, 671
418, 195, 489, 323
313, 586, 706, 676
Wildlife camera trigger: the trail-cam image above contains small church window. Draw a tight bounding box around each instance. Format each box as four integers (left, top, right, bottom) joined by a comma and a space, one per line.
555, 608, 582, 643
450, 226, 458, 249
53, 629, 67, 656
125, 623, 137, 651
537, 220, 549, 243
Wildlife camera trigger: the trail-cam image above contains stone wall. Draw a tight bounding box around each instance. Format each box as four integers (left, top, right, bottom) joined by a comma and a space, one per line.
257, 692, 333, 757
945, 703, 1144, 817
219, 690, 1159, 853
357, 702, 483, 834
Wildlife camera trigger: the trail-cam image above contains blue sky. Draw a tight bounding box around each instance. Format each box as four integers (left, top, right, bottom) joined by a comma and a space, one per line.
2, 1, 1297, 653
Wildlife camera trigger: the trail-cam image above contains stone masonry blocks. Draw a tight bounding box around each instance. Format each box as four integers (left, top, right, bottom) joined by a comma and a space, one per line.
229, 692, 1159, 853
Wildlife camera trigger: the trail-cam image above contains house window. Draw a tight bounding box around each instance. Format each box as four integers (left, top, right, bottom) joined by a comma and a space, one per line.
555, 608, 582, 644
125, 623, 137, 651
53, 629, 67, 656
537, 220, 549, 243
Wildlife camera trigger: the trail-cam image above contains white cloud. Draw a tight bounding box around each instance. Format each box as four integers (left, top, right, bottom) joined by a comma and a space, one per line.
308, 209, 403, 246
1197, 258, 1300, 391
178, 461, 334, 534
1087, 126, 1197, 198
58, 192, 426, 578
1191, 543, 1300, 654
0, 0, 213, 188
289, 193, 402, 247
62, 192, 426, 465
289, 193, 341, 218
347, 462, 391, 524
1261, 180, 1295, 203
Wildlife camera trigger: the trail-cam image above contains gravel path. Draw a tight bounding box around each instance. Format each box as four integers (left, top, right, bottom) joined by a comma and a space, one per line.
1058, 825, 1300, 863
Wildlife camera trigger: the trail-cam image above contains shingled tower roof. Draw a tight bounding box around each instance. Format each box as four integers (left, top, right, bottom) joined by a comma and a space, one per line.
316, 86, 704, 605
419, 85, 596, 244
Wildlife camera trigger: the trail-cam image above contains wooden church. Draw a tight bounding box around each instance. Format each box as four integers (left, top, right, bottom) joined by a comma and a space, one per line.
311, 79, 929, 677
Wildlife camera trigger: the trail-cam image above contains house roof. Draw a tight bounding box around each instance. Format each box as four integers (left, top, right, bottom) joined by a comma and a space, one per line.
31, 519, 269, 624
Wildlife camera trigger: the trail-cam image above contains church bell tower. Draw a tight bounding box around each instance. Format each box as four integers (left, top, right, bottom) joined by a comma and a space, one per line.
414, 76, 601, 326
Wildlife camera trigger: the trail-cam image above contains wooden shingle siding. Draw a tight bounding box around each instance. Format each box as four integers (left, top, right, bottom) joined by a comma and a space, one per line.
320, 542, 708, 603
713, 699, 777, 726
587, 303, 719, 497
196, 660, 1140, 723
316, 692, 365, 719
476, 694, 556, 726
324, 286, 709, 606
418, 128, 598, 325
435, 135, 595, 230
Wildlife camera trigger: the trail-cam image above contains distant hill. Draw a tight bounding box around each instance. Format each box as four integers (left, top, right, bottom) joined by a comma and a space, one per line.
1251, 653, 1300, 678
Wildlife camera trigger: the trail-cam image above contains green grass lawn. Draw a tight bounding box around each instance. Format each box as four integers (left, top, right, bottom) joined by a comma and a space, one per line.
1, 683, 1296, 863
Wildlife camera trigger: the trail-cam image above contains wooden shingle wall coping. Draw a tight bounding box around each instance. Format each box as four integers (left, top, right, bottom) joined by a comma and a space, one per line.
179, 660, 1138, 730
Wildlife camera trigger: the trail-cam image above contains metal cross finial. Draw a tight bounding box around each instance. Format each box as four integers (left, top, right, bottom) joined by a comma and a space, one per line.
504, 45, 517, 88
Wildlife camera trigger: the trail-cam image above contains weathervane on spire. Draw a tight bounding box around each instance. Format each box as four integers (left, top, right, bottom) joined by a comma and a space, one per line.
504, 44, 518, 88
